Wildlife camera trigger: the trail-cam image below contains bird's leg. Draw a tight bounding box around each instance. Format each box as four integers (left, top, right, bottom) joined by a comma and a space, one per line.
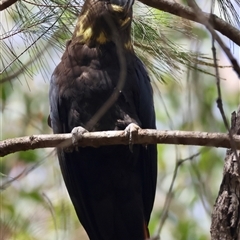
66, 126, 88, 152
124, 123, 140, 152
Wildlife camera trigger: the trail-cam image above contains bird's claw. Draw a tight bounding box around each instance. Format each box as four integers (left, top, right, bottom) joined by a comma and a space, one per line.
70, 126, 88, 151
124, 123, 140, 152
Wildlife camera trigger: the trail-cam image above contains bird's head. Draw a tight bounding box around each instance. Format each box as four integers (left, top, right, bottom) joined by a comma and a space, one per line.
73, 0, 134, 49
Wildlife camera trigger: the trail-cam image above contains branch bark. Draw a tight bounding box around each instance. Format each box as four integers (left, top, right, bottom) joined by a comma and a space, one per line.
210, 110, 240, 240
0, 0, 18, 11
1, 129, 240, 157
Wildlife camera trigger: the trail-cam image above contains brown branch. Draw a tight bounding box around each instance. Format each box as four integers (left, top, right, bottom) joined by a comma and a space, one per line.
0, 0, 18, 11
1, 129, 240, 157
210, 110, 240, 240
139, 0, 240, 47
186, 0, 240, 161
2, 0, 240, 47
186, 0, 240, 78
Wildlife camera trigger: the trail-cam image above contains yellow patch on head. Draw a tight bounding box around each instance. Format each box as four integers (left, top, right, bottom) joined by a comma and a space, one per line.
110, 4, 124, 12
76, 26, 93, 42
120, 17, 130, 27
76, 24, 83, 37
83, 27, 93, 41
75, 10, 90, 38
96, 32, 108, 44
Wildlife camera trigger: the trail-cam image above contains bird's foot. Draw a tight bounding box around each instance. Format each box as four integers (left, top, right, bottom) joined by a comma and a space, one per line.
72, 126, 88, 146
124, 123, 140, 152
65, 126, 88, 152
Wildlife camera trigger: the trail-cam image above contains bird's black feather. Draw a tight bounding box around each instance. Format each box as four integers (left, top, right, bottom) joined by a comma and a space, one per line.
49, 1, 157, 239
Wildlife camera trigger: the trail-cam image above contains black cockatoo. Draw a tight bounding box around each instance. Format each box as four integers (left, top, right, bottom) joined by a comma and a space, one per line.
48, 0, 157, 239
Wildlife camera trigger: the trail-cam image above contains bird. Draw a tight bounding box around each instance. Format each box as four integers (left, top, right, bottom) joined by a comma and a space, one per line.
48, 0, 157, 239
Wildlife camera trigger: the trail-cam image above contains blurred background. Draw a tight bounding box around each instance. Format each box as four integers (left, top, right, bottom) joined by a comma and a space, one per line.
1, 0, 240, 239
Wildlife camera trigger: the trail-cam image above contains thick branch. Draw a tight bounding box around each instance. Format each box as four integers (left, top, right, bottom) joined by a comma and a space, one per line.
1, 129, 240, 157
139, 0, 240, 47
0, 0, 18, 11
210, 111, 240, 239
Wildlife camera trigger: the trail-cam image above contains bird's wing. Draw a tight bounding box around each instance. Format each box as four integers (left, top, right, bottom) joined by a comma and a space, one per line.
133, 56, 157, 224
49, 74, 62, 133
134, 56, 156, 129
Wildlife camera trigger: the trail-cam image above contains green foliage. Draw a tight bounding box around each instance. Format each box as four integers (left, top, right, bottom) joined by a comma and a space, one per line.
19, 151, 38, 163
132, 5, 215, 83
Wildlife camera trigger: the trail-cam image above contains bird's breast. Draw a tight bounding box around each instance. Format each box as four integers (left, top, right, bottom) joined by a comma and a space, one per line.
55, 42, 138, 131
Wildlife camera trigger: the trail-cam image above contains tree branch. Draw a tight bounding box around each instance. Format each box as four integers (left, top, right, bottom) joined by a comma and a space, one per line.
139, 0, 240, 47
1, 129, 240, 157
186, 0, 240, 77
210, 110, 240, 239
0, 0, 18, 11
2, 0, 240, 47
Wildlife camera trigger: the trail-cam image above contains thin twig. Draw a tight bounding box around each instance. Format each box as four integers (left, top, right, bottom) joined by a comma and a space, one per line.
186, 0, 240, 78
155, 152, 201, 237
211, 34, 230, 131
139, 0, 240, 47
22, 0, 81, 8
0, 3, 70, 81
0, 157, 45, 190
2, 0, 240, 47
187, 0, 240, 162
42, 192, 58, 240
